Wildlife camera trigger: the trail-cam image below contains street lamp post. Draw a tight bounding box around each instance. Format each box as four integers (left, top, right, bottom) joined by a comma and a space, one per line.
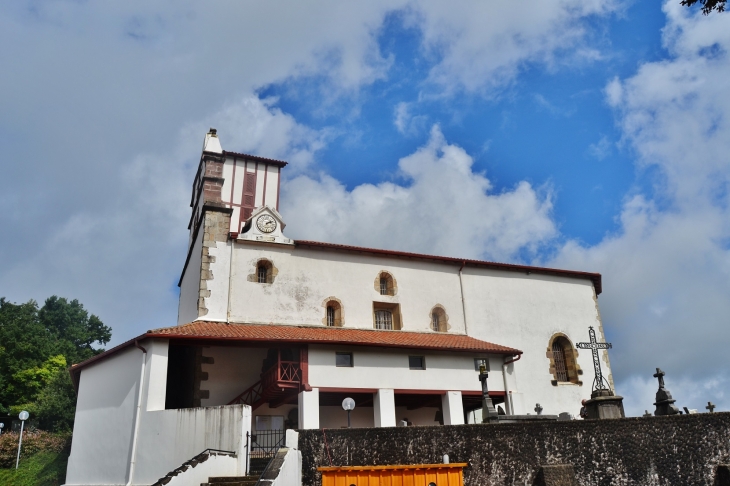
16, 410, 29, 469
342, 398, 355, 428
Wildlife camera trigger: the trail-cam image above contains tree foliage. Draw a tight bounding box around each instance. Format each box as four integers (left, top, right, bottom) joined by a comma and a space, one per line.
0, 296, 111, 431
681, 0, 726, 14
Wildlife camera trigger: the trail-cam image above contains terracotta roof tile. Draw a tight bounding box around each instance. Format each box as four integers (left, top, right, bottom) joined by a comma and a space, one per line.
148, 322, 521, 355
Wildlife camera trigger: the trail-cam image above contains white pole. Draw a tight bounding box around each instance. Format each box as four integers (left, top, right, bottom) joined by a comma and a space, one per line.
15, 420, 25, 469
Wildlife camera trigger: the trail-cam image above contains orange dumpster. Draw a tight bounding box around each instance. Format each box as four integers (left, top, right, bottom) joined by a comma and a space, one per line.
318, 463, 468, 486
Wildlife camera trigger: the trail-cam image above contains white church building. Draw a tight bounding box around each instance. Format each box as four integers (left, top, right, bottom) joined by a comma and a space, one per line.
64, 129, 612, 485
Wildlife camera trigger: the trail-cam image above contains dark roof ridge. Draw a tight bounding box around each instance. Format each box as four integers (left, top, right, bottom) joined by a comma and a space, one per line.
293, 239, 602, 294
222, 150, 288, 167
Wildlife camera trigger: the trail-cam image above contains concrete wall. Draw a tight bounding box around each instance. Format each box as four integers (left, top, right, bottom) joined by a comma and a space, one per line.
133, 405, 250, 485
66, 339, 252, 485
66, 346, 142, 485
299, 413, 730, 486
178, 225, 204, 326
309, 345, 499, 392
163, 454, 239, 486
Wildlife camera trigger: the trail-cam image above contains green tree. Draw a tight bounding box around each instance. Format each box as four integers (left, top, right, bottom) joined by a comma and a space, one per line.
0, 296, 111, 430
681, 0, 726, 14
39, 296, 111, 365
35, 366, 77, 432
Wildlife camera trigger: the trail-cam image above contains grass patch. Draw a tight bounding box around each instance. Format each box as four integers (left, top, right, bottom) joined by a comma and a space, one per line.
0, 450, 69, 486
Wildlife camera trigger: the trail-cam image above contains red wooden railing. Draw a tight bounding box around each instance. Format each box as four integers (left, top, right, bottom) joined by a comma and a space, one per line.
228, 360, 302, 408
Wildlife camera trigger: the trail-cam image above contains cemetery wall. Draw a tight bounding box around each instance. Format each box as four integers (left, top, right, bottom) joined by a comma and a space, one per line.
298, 412, 730, 486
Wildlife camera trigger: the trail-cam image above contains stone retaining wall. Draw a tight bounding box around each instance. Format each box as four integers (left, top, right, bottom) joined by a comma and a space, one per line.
299, 413, 730, 485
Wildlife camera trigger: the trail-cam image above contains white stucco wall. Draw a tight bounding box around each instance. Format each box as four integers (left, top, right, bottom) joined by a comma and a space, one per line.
178, 226, 204, 325
185, 230, 607, 418
201, 346, 268, 406
220, 244, 466, 332
66, 339, 252, 486
308, 345, 499, 392
66, 346, 142, 486
463, 268, 602, 415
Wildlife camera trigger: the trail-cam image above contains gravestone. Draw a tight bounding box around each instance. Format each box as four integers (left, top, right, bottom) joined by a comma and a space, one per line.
653, 368, 680, 416
532, 465, 579, 486
715, 465, 730, 486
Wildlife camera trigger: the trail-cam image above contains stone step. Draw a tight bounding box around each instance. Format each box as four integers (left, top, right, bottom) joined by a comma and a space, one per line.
207, 476, 259, 483
202, 482, 258, 486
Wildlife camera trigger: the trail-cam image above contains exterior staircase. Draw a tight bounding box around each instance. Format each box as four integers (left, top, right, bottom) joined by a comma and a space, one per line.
228, 353, 302, 410
201, 475, 260, 486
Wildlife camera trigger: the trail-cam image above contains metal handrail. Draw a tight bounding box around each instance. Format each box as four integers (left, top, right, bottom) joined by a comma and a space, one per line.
150, 448, 237, 486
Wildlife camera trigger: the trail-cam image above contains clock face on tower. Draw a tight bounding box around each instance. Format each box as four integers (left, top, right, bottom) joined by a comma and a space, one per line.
256, 214, 277, 233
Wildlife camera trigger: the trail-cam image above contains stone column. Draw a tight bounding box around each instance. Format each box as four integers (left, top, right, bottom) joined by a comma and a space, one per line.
373, 389, 396, 427
441, 391, 464, 425
298, 388, 319, 429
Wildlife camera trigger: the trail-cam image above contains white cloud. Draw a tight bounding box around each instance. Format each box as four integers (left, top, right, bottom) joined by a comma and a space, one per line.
550, 1, 730, 413
587, 135, 612, 160
407, 0, 620, 96
0, 94, 328, 340
393, 101, 428, 136
282, 125, 557, 262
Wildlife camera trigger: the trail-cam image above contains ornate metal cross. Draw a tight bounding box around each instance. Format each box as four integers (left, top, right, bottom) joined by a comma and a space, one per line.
576, 326, 612, 391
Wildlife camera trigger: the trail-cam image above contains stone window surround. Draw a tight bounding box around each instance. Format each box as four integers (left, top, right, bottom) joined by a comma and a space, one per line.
374, 271, 397, 296
429, 304, 450, 332
249, 258, 277, 284
322, 297, 345, 327
546, 333, 583, 386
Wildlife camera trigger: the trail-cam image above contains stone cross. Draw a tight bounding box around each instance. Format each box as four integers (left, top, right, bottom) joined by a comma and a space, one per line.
534, 403, 543, 415
478, 365, 499, 422
576, 326, 612, 391
653, 368, 666, 388
707, 401, 716, 413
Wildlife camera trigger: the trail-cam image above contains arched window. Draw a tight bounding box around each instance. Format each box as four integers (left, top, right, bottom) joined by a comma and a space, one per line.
374, 272, 396, 296
258, 264, 268, 283
547, 335, 582, 385
430, 306, 448, 332
375, 309, 393, 330
552, 339, 569, 382
322, 298, 344, 327
254, 259, 274, 284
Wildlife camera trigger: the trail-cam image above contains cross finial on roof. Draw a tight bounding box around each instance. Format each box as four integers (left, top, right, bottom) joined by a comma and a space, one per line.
706, 401, 716, 413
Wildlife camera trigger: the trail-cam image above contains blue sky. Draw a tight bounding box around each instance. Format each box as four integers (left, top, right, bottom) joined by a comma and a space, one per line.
1, 0, 729, 416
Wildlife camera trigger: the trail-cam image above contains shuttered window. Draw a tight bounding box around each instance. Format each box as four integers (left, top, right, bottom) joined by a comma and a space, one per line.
242, 171, 256, 221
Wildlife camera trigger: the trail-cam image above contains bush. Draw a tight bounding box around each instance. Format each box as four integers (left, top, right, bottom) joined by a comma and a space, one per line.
0, 430, 70, 468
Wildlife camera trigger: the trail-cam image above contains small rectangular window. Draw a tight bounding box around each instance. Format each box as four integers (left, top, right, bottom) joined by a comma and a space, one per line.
474, 358, 489, 371
336, 352, 353, 367
408, 356, 425, 370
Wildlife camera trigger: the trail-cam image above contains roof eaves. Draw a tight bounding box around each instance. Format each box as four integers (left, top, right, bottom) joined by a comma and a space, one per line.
294, 240, 602, 295
223, 151, 288, 167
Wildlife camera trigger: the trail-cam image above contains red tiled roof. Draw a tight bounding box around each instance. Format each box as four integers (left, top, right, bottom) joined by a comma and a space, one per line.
223, 151, 288, 167
294, 240, 603, 295
147, 322, 521, 355
69, 322, 521, 390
